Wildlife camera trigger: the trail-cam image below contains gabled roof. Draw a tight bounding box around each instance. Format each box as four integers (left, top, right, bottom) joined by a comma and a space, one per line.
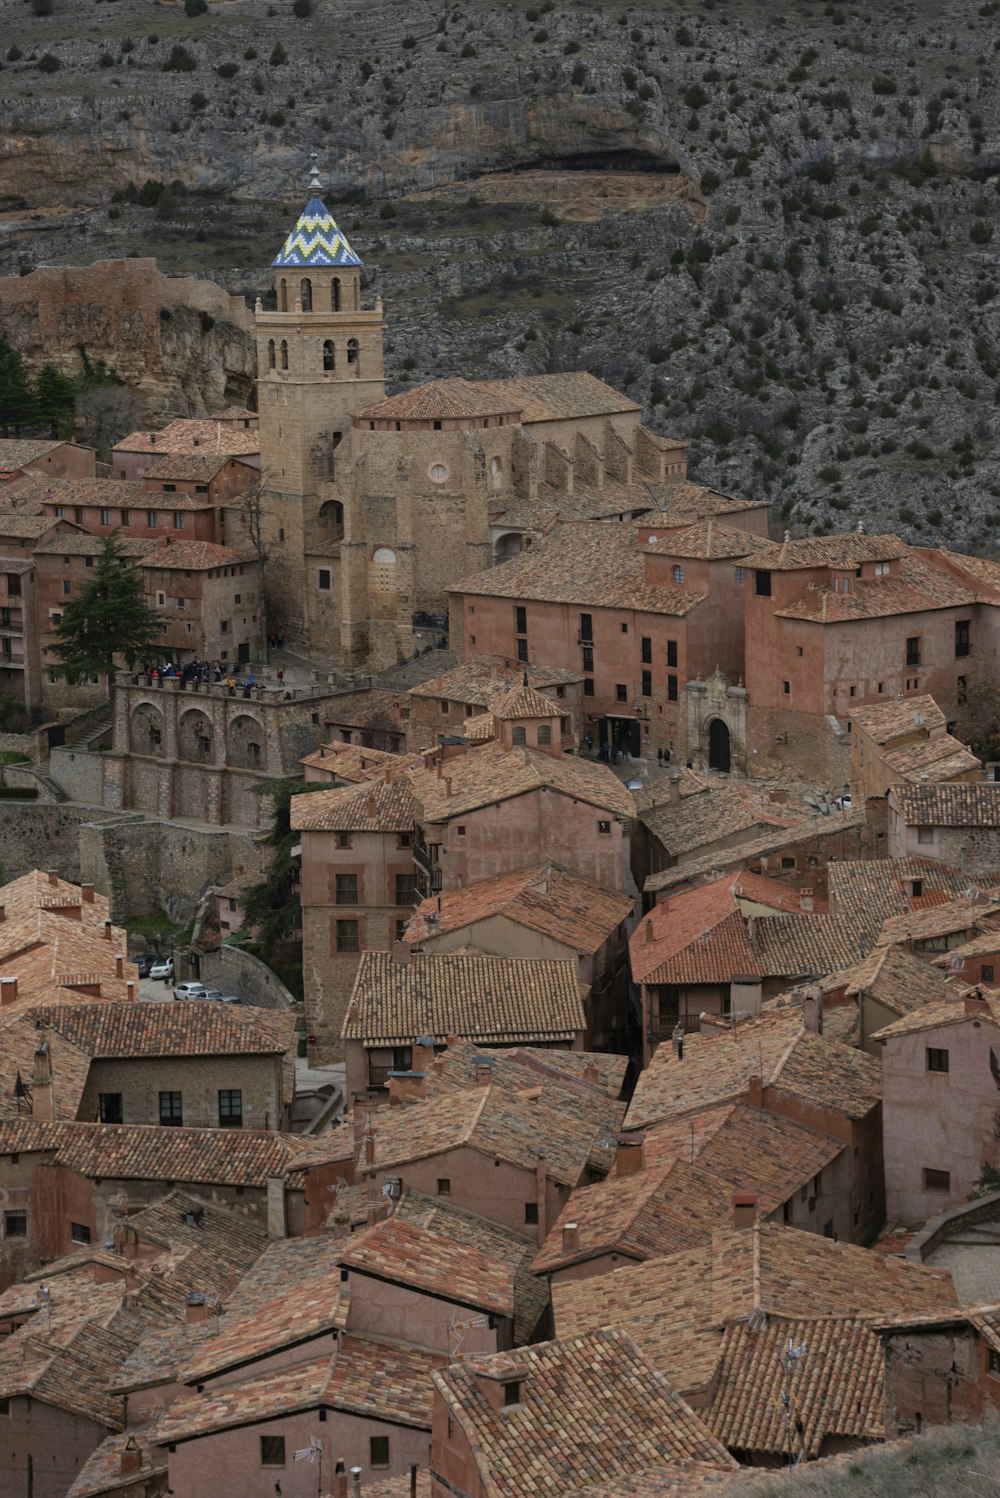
113, 420, 261, 457
478, 371, 642, 423
626, 1010, 882, 1131
828, 857, 983, 933
489, 680, 568, 720
892, 782, 1000, 829
183, 1273, 347, 1384
298, 741, 414, 781
421, 1035, 627, 1102
289, 773, 417, 832
66, 1427, 166, 1498
872, 989, 1000, 1042
876, 895, 999, 947
630, 876, 764, 986
553, 1224, 957, 1400
49, 1121, 308, 1189
452, 521, 706, 614
644, 809, 866, 896
353, 378, 520, 422
409, 655, 582, 705
840, 943, 955, 1016
644, 520, 774, 560
750, 532, 910, 571
407, 740, 634, 821
849, 693, 947, 744
707, 1315, 884, 1458
404, 863, 632, 955
775, 554, 977, 622
341, 1215, 521, 1320
273, 194, 362, 267
342, 950, 586, 1047
432, 1327, 737, 1498
27, 1002, 293, 1059
143, 452, 243, 482
0, 437, 70, 468
637, 779, 804, 861
141, 539, 255, 571
751, 912, 863, 979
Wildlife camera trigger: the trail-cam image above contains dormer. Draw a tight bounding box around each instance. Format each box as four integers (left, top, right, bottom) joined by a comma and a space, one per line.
472, 1363, 531, 1411
489, 680, 567, 756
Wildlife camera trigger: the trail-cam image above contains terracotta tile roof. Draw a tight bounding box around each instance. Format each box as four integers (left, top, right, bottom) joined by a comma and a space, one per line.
553, 1224, 957, 1400
932, 928, 1000, 964
405, 863, 632, 954
638, 781, 805, 861
0, 437, 68, 467
23, 475, 213, 510
568, 1469, 742, 1498
883, 737, 981, 783
875, 895, 1000, 946
644, 810, 867, 895
463, 711, 496, 741
298, 742, 417, 780
0, 553, 36, 573
160, 1334, 444, 1444
536, 1102, 842, 1276
0, 1117, 63, 1154
422, 1035, 627, 1101
0, 510, 78, 538
752, 532, 911, 571
626, 1010, 882, 1131
644, 520, 774, 560
343, 950, 586, 1047
364, 1476, 433, 1498
775, 554, 977, 622
289, 773, 417, 832
322, 688, 410, 732
50, 1121, 308, 1188
840, 943, 955, 1016
141, 539, 256, 571
210, 406, 258, 422
0, 1012, 92, 1120
751, 913, 864, 979
113, 420, 261, 457
639, 483, 769, 522
707, 1315, 884, 1458
143, 452, 242, 482
408, 741, 634, 821
66, 1427, 166, 1498
341, 1213, 522, 1321
220, 1235, 345, 1322
849, 694, 947, 744
480, 371, 642, 422
353, 377, 522, 422
452, 521, 706, 614
27, 1001, 293, 1059
183, 1273, 347, 1383
432, 1326, 737, 1497
0, 1319, 134, 1429
828, 857, 980, 933
893, 782, 1000, 828
871, 989, 1000, 1042
488, 681, 569, 720
362, 1072, 625, 1188
931, 547, 1000, 598
409, 655, 581, 705
34, 533, 158, 557
631, 877, 766, 986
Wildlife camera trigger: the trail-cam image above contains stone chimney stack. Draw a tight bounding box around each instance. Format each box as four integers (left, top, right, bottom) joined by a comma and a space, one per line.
103, 921, 113, 941
32, 1033, 55, 1122
732, 1193, 758, 1230
562, 1221, 580, 1254
119, 1438, 141, 1477
668, 774, 682, 803
47, 869, 58, 886
0, 976, 18, 1006
615, 1132, 646, 1176
333, 1461, 348, 1498
747, 1074, 763, 1109
81, 884, 95, 904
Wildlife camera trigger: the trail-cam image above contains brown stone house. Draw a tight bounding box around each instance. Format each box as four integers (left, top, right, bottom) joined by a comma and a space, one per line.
406, 655, 583, 754
341, 950, 587, 1098
849, 694, 980, 802
26, 476, 223, 545
428, 1326, 738, 1498
877, 1304, 1000, 1438
402, 864, 633, 1050
874, 988, 1000, 1221
299, 741, 412, 785
138, 537, 260, 666
533, 1101, 848, 1283
112, 420, 261, 483
321, 689, 410, 753
888, 783, 1000, 874
625, 1007, 885, 1243
0, 437, 96, 484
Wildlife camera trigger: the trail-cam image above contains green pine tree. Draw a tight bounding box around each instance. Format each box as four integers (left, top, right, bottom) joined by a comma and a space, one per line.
33, 363, 77, 439
48, 533, 162, 695
242, 780, 329, 970
0, 334, 37, 436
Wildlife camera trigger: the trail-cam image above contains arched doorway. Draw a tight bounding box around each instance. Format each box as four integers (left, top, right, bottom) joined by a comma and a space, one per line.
708, 718, 731, 773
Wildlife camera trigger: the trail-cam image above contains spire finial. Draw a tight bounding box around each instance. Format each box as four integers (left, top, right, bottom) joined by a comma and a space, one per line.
308, 151, 322, 195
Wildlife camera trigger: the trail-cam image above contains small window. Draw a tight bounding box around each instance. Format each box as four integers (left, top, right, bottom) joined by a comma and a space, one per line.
173, 512, 184, 530
667, 674, 678, 702
512, 726, 527, 746
641, 671, 652, 698
755, 569, 772, 597
318, 569, 331, 590
395, 873, 417, 904
336, 919, 359, 953
734, 565, 745, 584
983, 965, 994, 984
582, 646, 594, 673
781, 856, 796, 870
514, 606, 527, 635
71, 1222, 92, 1244
666, 639, 678, 667
874, 561, 890, 576
99, 1093, 123, 1124
62, 579, 71, 596
640, 636, 652, 664
917, 826, 934, 845
672, 565, 685, 584
370, 1436, 390, 1468
926, 1047, 949, 1073
504, 1380, 523, 1407
537, 724, 552, 745
261, 1436, 286, 1467
455, 825, 466, 838
147, 511, 158, 529
583, 679, 594, 697
796, 646, 804, 657
989, 1348, 1000, 1376
218, 1089, 243, 1128
524, 1202, 539, 1225
336, 873, 359, 905
4, 1211, 27, 1239
906, 637, 921, 666
429, 462, 446, 483
437, 1178, 451, 1196
620, 621, 628, 634
597, 820, 611, 836
923, 1167, 951, 1193
336, 832, 352, 849
159, 1091, 183, 1127
615, 684, 627, 702
398, 832, 412, 849
516, 637, 528, 663
579, 612, 593, 642
957, 675, 968, 704
100, 508, 111, 526
782, 680, 790, 695
955, 620, 971, 658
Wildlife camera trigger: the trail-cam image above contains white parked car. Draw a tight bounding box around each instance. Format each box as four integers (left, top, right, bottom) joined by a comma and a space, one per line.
149, 957, 174, 980
174, 982, 208, 1001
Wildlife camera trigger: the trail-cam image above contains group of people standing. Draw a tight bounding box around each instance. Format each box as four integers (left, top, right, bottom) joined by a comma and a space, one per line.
141, 659, 287, 700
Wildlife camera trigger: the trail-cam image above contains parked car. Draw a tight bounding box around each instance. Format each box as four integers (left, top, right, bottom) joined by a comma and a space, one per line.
135, 955, 154, 978
150, 957, 174, 980
174, 982, 208, 1001
201, 989, 225, 1000
216, 995, 242, 1005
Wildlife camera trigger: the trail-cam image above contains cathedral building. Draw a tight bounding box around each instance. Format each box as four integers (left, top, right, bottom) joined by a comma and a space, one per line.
255, 180, 688, 672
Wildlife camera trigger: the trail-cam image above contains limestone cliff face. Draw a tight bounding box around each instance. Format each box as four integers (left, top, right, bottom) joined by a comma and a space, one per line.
0, 260, 254, 422
1, 0, 999, 544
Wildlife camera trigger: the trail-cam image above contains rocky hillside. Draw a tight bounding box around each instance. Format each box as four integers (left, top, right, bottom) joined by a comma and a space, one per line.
1, 0, 998, 547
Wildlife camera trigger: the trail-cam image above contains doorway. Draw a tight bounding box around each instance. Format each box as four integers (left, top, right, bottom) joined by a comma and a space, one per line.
708, 718, 731, 773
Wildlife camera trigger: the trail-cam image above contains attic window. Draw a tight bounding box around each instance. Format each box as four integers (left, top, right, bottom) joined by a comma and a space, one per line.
503, 1380, 523, 1407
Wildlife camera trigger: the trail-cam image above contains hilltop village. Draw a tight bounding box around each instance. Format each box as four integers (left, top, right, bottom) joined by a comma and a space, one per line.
3, 190, 1000, 1498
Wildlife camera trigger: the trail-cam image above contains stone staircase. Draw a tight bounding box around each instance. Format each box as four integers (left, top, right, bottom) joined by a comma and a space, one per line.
375, 648, 457, 692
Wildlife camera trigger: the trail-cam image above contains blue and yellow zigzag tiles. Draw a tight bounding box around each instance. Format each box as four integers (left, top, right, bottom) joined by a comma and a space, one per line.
273, 196, 364, 268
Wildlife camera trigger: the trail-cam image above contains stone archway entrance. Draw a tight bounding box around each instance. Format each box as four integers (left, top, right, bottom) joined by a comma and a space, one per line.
708, 717, 731, 773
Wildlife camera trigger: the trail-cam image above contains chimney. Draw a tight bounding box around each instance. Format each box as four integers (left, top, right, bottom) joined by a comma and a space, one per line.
583, 1062, 600, 1085
32, 1033, 55, 1122
81, 884, 95, 904
413, 1035, 435, 1071
668, 774, 682, 803
562, 1220, 580, 1255
333, 1461, 348, 1498
387, 1071, 426, 1106
47, 869, 58, 886
185, 1293, 211, 1325
615, 1132, 646, 1176
768, 788, 789, 806
0, 976, 18, 1006
390, 941, 412, 967
645, 918, 655, 944
351, 1469, 363, 1498
0, 903, 4, 923
732, 1193, 758, 1230
126, 981, 135, 1001
534, 1148, 548, 1244
965, 993, 990, 1017
473, 1057, 493, 1087
103, 921, 113, 941
748, 1074, 763, 1109
802, 986, 823, 1035
119, 1438, 141, 1478
366, 789, 377, 817
798, 887, 814, 912
444, 776, 452, 798
115, 956, 124, 978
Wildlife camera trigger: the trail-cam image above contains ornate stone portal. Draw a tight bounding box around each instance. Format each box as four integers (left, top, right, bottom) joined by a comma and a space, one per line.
686, 668, 748, 775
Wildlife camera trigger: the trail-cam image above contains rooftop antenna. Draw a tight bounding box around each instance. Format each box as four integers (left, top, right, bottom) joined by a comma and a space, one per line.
293, 1433, 324, 1496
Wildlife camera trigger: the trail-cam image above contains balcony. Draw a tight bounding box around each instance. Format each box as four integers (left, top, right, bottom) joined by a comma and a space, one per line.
368, 1064, 393, 1088
648, 1012, 717, 1042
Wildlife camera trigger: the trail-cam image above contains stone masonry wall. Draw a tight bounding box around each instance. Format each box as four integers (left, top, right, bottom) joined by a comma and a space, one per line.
197, 946, 296, 1013
79, 817, 261, 924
